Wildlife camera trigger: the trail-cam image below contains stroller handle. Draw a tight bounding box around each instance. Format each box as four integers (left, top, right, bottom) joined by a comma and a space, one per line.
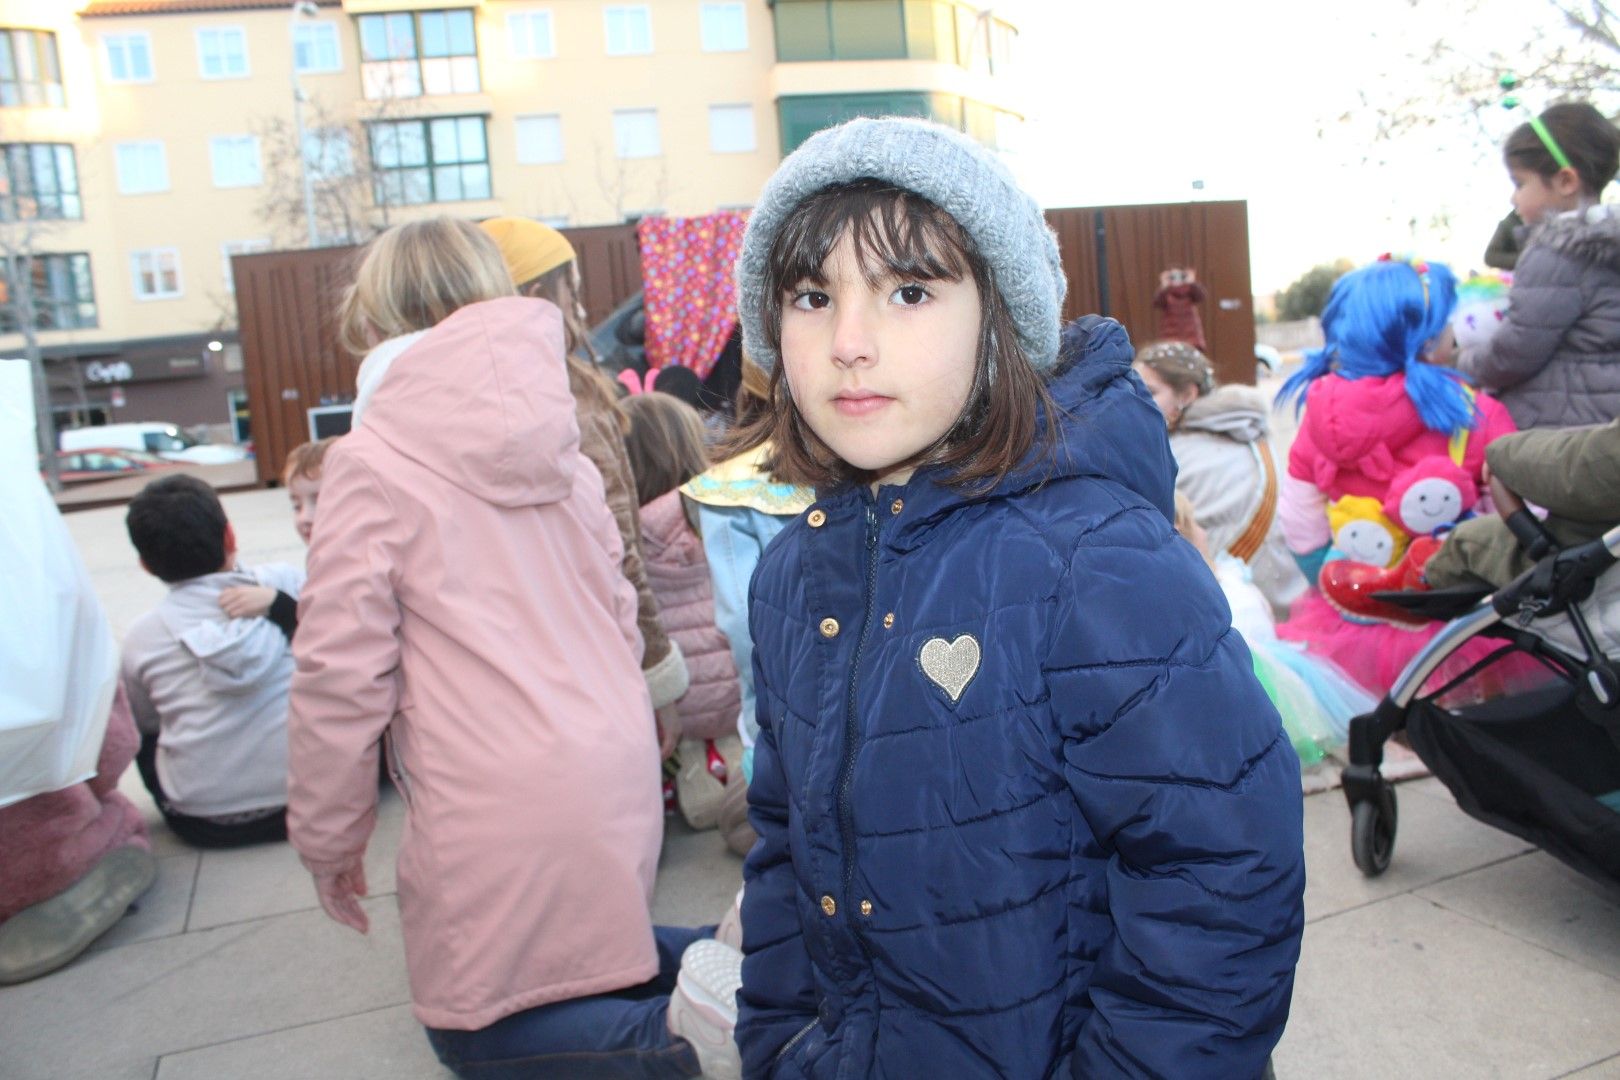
1387, 523, 1620, 709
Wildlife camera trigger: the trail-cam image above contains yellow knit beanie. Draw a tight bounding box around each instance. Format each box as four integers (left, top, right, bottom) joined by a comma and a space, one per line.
478, 216, 576, 288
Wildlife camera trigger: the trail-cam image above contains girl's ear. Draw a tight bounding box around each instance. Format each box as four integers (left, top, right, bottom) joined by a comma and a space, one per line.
1553, 166, 1585, 198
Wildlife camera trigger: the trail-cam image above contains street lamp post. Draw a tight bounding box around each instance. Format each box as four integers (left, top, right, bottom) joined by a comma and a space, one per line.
290, 1, 320, 248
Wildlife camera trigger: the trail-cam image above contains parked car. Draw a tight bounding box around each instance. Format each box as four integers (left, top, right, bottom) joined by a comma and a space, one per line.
58, 422, 250, 464
52, 448, 181, 485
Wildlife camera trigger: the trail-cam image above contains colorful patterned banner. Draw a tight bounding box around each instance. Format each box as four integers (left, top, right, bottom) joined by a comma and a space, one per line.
636, 211, 748, 379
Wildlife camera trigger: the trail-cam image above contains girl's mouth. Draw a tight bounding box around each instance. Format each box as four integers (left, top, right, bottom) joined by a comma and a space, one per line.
834, 392, 893, 417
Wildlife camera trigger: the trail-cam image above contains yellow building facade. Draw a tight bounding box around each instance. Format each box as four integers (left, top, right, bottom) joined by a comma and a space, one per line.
1, 0, 1021, 436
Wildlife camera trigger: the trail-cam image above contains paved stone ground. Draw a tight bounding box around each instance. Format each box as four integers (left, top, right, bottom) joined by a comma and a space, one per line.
6, 463, 1620, 1079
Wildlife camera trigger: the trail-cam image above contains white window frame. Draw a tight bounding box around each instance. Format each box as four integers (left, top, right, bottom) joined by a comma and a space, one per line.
102, 32, 154, 83
130, 248, 183, 301
293, 21, 342, 74
221, 238, 271, 293
708, 104, 756, 154
508, 10, 556, 59
195, 27, 249, 80
603, 5, 653, 56
514, 113, 563, 165
208, 135, 262, 188
699, 2, 747, 52
113, 140, 168, 195
612, 108, 660, 159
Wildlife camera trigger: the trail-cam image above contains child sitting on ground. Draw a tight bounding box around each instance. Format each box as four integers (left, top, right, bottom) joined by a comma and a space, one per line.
217, 437, 336, 638
122, 474, 302, 847
621, 391, 744, 831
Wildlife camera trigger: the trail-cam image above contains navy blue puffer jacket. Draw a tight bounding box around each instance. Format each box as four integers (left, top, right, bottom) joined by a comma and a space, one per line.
737, 317, 1306, 1079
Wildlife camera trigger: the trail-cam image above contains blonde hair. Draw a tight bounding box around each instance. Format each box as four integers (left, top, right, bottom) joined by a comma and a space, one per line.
281, 437, 337, 484
338, 217, 515, 356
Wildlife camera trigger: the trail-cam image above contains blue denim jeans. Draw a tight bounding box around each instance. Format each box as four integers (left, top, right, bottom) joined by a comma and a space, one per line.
424, 925, 714, 1080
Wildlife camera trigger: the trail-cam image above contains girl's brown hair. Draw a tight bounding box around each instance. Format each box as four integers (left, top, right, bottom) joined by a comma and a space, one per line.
724, 180, 1054, 491
1504, 102, 1620, 196
281, 437, 337, 485
337, 217, 515, 356
1136, 340, 1215, 398
620, 391, 710, 507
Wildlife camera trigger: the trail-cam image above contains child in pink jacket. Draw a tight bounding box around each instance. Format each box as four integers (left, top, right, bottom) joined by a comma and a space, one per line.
1274, 257, 1517, 694
621, 391, 744, 831
287, 218, 743, 1080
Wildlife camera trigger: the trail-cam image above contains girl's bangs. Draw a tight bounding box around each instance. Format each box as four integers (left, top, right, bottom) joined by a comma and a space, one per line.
769, 181, 974, 294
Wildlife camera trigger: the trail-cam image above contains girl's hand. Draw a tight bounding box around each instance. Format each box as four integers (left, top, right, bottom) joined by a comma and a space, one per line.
219, 585, 276, 620
312, 865, 370, 933
655, 703, 681, 759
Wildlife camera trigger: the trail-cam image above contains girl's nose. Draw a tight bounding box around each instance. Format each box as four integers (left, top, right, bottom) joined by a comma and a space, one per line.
831, 302, 876, 368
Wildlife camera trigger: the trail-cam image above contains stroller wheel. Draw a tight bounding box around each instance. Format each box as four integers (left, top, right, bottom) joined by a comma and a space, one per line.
1351, 794, 1398, 877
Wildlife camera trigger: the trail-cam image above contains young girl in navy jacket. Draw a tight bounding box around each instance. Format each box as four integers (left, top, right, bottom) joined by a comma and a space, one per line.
723, 117, 1306, 1079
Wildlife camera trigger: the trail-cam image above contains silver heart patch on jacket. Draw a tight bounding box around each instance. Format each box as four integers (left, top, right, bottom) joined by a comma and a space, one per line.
919, 634, 980, 703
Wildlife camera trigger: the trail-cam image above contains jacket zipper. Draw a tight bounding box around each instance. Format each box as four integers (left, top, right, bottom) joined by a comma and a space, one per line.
834, 503, 880, 914
773, 1017, 821, 1065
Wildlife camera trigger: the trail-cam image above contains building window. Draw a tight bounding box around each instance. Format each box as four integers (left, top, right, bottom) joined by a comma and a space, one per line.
0, 28, 64, 107
102, 32, 154, 83
779, 91, 982, 154
196, 27, 249, 79
509, 11, 555, 59
209, 135, 262, 188
131, 248, 182, 300
114, 141, 168, 195
700, 3, 747, 51
708, 105, 756, 154
368, 115, 490, 205
221, 238, 271, 293
604, 5, 653, 55
612, 109, 660, 159
293, 22, 341, 74
0, 253, 96, 331
515, 114, 563, 164
772, 1, 1010, 66
1, 143, 80, 219
358, 10, 479, 99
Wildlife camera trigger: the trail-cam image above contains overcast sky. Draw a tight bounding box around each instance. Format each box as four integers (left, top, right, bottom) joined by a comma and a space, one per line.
1006, 0, 1560, 292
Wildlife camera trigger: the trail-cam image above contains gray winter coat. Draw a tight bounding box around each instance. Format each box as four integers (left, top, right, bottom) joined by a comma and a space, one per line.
1460, 205, 1620, 429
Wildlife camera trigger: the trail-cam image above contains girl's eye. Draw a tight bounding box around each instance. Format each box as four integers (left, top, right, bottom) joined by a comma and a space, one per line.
892, 284, 930, 306
791, 290, 830, 311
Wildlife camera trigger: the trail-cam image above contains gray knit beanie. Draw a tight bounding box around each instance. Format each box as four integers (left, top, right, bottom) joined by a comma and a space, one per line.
735, 116, 1066, 374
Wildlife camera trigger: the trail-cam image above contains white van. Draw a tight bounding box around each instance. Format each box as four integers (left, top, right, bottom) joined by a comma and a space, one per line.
58, 422, 248, 465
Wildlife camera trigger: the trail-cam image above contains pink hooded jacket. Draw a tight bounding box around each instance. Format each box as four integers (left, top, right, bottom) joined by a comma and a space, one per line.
1281, 372, 1516, 552
287, 297, 663, 1031
637, 490, 741, 741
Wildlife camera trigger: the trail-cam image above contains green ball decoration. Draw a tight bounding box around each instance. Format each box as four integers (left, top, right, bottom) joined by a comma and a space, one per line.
1503, 95, 1521, 110
1499, 73, 1520, 90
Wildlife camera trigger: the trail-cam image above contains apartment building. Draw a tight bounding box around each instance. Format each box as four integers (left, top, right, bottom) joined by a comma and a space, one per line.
1, 0, 1023, 437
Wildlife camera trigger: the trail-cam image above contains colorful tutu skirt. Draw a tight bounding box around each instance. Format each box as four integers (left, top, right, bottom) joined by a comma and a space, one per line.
1245, 635, 1371, 765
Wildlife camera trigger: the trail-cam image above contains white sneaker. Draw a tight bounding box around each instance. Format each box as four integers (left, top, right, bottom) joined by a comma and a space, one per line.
667, 939, 743, 1080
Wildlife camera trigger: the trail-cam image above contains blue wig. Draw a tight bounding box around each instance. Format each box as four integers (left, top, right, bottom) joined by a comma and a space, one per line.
1276, 259, 1480, 435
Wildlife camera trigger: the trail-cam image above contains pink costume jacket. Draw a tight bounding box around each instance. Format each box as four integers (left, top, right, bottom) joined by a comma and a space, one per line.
637, 490, 741, 741
1280, 372, 1516, 553
287, 297, 662, 1031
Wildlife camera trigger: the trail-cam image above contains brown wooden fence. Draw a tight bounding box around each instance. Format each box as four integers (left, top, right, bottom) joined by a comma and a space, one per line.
235, 203, 1252, 486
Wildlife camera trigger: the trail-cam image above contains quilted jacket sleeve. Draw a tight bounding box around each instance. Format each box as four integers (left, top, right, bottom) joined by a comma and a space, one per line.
1460, 245, 1584, 392
286, 451, 403, 878
736, 620, 825, 1077
1048, 504, 1305, 1079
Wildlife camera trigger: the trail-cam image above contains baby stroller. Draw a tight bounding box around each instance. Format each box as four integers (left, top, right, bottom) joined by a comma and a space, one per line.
1341, 522, 1620, 885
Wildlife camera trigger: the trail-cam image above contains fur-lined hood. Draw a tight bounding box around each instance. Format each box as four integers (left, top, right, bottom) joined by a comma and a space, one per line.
1528, 204, 1620, 273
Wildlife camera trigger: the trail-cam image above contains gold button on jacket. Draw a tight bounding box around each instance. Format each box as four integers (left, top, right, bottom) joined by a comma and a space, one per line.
819, 617, 840, 638
820, 895, 837, 916
807, 509, 826, 528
